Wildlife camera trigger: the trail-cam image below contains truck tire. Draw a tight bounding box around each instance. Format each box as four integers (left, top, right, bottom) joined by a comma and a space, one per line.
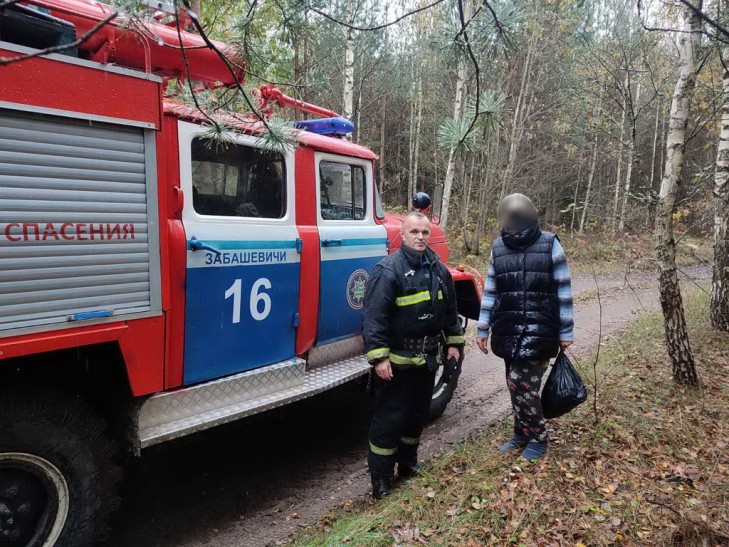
429, 347, 464, 421
0, 388, 122, 547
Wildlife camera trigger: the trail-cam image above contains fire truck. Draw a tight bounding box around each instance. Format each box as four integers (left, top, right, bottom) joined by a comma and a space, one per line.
0, 1, 482, 544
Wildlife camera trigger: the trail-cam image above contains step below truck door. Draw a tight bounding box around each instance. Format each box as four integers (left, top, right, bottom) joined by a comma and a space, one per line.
178, 122, 300, 385
315, 155, 387, 345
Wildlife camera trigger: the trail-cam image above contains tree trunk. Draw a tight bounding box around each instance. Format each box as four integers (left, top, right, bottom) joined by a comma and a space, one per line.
461, 153, 476, 225
412, 73, 423, 194
474, 147, 492, 254
654, 5, 700, 386
649, 97, 661, 191
500, 45, 533, 201
646, 98, 661, 229
619, 82, 641, 232
712, 46, 729, 331
407, 59, 416, 206
579, 96, 602, 234
660, 104, 667, 181
612, 72, 629, 231
343, 0, 355, 131
440, 37, 469, 227
571, 156, 584, 233
380, 93, 386, 194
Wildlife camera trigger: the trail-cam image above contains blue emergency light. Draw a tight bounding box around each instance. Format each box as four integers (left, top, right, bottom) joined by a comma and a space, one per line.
294, 117, 354, 136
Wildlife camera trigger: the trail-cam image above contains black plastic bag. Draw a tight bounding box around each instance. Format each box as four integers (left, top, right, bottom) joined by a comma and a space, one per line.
541, 350, 588, 419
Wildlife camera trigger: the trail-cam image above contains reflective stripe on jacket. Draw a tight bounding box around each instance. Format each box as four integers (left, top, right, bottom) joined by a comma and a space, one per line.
362, 244, 463, 367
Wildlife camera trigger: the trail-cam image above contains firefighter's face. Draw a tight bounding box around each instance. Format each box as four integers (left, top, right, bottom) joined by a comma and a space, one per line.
402, 216, 431, 252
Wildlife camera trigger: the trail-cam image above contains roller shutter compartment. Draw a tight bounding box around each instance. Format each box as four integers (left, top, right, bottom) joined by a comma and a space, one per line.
0, 108, 161, 332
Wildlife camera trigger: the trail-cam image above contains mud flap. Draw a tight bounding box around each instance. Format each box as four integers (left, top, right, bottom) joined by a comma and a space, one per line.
441, 355, 460, 384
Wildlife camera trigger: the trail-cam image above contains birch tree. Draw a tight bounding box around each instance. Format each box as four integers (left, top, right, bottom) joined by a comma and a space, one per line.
712, 43, 729, 331
611, 73, 629, 231
343, 0, 356, 125
439, 0, 471, 229
580, 95, 603, 234
653, 5, 701, 386
619, 82, 641, 232
500, 45, 533, 201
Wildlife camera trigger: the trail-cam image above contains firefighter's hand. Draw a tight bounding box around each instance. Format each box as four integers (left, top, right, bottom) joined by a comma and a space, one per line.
476, 337, 489, 354
447, 346, 460, 362
374, 359, 393, 381
560, 341, 573, 349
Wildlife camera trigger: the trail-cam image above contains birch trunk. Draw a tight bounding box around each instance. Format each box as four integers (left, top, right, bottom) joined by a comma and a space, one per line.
571, 158, 583, 233
407, 59, 416, 206
474, 148, 492, 254
343, 0, 355, 132
654, 6, 700, 386
461, 153, 476, 225
712, 46, 729, 331
619, 83, 641, 232
500, 46, 533, 201
649, 98, 661, 191
440, 12, 470, 229
612, 73, 629, 231
412, 74, 423, 194
380, 94, 386, 193
660, 106, 667, 180
579, 96, 603, 234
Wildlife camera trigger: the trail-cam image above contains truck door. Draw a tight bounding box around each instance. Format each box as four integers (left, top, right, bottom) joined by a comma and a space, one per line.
178, 122, 300, 384
316, 154, 387, 345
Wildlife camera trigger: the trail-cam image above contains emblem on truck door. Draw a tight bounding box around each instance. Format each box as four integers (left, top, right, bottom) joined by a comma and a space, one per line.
346, 269, 369, 310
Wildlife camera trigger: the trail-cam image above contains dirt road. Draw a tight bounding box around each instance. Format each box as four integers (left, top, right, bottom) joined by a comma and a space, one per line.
109, 265, 709, 547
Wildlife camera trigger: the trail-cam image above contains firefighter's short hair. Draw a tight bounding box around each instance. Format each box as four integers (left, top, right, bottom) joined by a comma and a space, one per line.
403, 211, 428, 224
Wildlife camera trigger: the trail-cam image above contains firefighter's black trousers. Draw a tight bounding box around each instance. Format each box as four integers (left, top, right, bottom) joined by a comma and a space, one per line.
368, 364, 436, 478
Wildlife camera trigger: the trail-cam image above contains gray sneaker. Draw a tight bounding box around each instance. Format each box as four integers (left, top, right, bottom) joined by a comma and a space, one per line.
521, 441, 548, 461
498, 435, 529, 453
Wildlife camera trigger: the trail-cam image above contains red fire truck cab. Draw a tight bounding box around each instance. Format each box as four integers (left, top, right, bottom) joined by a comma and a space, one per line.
0, 1, 482, 544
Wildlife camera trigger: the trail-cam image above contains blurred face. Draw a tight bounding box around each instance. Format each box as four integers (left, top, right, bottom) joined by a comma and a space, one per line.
502, 212, 531, 234
402, 215, 431, 252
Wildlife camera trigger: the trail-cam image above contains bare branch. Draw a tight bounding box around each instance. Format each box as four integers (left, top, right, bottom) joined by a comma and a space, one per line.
297, 0, 448, 32
677, 0, 729, 40
173, 0, 222, 133
457, 0, 481, 145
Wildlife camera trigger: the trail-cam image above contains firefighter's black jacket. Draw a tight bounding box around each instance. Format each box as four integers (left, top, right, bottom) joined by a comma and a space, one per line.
362, 243, 464, 368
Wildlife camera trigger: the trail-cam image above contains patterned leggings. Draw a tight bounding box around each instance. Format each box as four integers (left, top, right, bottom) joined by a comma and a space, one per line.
505, 359, 550, 442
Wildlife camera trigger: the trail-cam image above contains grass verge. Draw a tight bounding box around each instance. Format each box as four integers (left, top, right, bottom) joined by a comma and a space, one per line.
293, 292, 729, 546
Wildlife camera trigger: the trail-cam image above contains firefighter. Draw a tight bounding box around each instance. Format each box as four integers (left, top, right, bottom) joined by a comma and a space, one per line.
362, 211, 464, 499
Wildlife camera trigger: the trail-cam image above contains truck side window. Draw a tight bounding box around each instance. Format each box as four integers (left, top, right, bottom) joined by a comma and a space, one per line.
375, 183, 385, 220
320, 161, 366, 221
191, 138, 286, 219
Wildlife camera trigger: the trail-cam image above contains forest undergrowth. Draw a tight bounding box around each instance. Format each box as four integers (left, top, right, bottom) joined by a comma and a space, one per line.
293, 292, 729, 546
447, 229, 712, 275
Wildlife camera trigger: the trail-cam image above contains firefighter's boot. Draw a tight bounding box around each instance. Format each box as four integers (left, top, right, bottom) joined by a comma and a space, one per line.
397, 441, 421, 479
371, 475, 391, 500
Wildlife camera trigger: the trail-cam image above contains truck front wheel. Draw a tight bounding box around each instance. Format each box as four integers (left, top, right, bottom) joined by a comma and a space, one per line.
0, 388, 122, 546
429, 346, 464, 421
